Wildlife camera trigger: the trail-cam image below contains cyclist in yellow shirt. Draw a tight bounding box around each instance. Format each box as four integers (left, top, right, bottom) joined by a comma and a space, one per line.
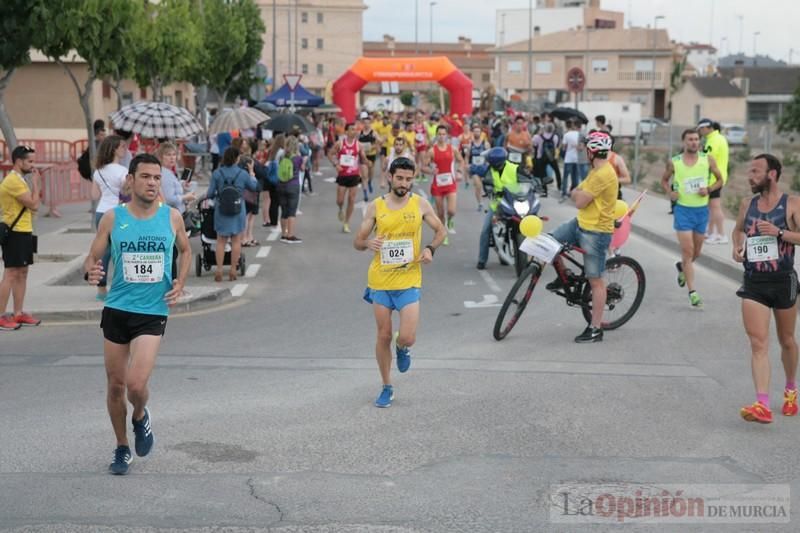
546, 131, 618, 343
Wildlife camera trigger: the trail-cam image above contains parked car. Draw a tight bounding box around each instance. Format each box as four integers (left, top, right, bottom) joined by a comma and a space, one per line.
722, 123, 748, 146
639, 117, 669, 136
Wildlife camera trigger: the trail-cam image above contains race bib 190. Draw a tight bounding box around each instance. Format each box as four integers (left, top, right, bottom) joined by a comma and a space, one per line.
381, 239, 414, 265
472, 155, 485, 165
122, 253, 164, 283
746, 235, 779, 262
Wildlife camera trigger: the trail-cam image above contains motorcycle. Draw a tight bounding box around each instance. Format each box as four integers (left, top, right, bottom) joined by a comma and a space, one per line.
481, 172, 543, 277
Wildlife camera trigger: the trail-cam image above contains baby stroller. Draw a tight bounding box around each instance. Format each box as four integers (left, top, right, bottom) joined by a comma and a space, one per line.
194, 199, 246, 277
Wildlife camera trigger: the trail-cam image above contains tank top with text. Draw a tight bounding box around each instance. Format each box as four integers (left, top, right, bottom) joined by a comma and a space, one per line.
338, 138, 360, 176
673, 153, 711, 208
367, 194, 423, 290
743, 194, 795, 277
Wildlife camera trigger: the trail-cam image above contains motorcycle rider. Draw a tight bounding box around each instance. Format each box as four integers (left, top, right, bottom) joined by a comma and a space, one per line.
477, 147, 520, 270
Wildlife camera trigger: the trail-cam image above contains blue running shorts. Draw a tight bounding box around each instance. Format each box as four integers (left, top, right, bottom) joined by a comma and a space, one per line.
363, 288, 421, 311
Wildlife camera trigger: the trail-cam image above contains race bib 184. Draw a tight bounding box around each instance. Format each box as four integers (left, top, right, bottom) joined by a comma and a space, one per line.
122, 253, 164, 283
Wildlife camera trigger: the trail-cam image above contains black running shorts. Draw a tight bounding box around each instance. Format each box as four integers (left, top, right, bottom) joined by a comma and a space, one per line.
336, 175, 361, 188
736, 272, 798, 310
101, 307, 168, 344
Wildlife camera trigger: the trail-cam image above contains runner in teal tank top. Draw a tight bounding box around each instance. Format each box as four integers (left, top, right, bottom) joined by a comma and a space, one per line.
84, 154, 191, 475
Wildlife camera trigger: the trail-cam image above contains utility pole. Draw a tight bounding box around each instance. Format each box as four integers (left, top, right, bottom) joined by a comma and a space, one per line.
272, 0, 276, 90
650, 16, 665, 118
738, 15, 744, 55
498, 13, 506, 100
287, 2, 292, 74
429, 2, 437, 55
294, 0, 299, 73
527, 0, 533, 105
415, 0, 419, 55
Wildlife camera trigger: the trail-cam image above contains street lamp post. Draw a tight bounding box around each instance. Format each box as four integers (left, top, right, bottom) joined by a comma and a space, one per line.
415, 0, 418, 55
498, 13, 506, 100
527, 0, 533, 105
753, 31, 761, 58
650, 15, 665, 119
738, 15, 744, 54
429, 1, 437, 55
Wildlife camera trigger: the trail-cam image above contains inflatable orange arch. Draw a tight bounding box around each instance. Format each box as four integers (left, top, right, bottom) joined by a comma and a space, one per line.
333, 57, 474, 122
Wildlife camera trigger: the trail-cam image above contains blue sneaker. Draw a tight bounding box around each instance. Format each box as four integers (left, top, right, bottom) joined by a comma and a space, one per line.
132, 407, 154, 457
109, 445, 132, 475
394, 331, 411, 373
368, 180, 373, 194
375, 385, 394, 408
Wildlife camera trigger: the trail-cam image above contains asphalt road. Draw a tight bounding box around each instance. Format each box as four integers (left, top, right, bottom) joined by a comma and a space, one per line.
1, 174, 799, 532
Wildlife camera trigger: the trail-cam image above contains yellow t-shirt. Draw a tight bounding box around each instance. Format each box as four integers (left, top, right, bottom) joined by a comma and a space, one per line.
375, 121, 393, 150
0, 171, 33, 232
576, 161, 618, 233
367, 194, 423, 290
402, 131, 416, 149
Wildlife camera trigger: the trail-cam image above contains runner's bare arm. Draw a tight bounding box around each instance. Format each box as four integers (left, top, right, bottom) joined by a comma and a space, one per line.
615, 154, 632, 184
165, 209, 191, 305
707, 154, 723, 191
732, 197, 750, 263
354, 201, 380, 251
418, 196, 447, 261
661, 160, 675, 198
85, 210, 114, 284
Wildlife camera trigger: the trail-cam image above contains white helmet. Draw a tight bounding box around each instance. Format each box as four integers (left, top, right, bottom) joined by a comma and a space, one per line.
585, 131, 613, 154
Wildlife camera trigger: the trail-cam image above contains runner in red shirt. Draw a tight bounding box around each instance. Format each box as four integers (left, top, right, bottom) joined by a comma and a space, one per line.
328, 122, 366, 233
413, 111, 429, 181
426, 124, 466, 246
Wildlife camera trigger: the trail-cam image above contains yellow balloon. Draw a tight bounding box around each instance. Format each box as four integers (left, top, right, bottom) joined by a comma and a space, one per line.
614, 199, 629, 220
519, 215, 543, 238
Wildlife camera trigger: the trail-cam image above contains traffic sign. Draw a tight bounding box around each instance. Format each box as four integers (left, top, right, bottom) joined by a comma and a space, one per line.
284, 73, 302, 91
566, 67, 586, 93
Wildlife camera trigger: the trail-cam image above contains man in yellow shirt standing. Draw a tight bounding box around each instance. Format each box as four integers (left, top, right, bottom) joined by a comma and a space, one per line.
0, 145, 43, 330
546, 131, 618, 343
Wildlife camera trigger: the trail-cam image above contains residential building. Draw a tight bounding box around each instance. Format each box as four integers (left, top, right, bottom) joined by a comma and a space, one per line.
718, 54, 787, 69
671, 77, 746, 126
255, 0, 366, 94
362, 35, 493, 95
491, 27, 673, 118
683, 43, 718, 77
0, 51, 194, 143
719, 65, 800, 123
496, 0, 624, 50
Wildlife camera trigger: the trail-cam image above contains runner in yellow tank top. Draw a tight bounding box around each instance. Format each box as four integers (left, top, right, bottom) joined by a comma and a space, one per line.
354, 156, 447, 408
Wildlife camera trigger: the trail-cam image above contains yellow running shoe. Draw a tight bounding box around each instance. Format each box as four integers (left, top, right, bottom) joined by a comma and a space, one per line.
343, 223, 351, 234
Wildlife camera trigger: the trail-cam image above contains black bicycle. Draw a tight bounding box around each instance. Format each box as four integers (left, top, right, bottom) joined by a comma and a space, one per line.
493, 234, 646, 341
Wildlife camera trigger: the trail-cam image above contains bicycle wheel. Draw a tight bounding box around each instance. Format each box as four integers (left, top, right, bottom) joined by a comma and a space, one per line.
581, 256, 646, 330
493, 262, 543, 341
513, 227, 529, 277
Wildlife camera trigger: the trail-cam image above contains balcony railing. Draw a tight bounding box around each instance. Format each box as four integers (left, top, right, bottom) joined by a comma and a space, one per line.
618, 71, 663, 82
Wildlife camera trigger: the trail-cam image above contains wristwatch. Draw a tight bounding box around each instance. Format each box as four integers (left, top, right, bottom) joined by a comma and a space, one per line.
779, 229, 785, 239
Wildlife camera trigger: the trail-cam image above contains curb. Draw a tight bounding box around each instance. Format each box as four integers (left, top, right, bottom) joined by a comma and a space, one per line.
630, 224, 744, 285
34, 287, 234, 323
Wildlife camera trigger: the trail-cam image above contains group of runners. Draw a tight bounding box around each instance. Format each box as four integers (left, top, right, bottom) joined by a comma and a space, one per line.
70, 107, 797, 475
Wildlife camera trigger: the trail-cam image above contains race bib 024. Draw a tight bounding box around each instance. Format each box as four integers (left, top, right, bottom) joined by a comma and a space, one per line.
381, 239, 414, 265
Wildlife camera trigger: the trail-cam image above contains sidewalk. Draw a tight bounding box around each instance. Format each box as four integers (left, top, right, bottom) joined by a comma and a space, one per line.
0, 199, 231, 322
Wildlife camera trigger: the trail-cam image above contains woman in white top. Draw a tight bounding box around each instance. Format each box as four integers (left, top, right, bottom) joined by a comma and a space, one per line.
91, 135, 129, 300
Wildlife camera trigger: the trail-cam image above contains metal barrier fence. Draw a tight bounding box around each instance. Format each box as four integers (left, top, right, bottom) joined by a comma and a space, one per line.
0, 161, 91, 218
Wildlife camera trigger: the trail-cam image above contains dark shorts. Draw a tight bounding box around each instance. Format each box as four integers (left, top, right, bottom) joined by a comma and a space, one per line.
737, 272, 798, 310
245, 201, 259, 215
366, 154, 377, 163
101, 307, 167, 345
2, 231, 35, 268
277, 184, 300, 218
709, 187, 722, 199
337, 175, 361, 188
380, 147, 388, 157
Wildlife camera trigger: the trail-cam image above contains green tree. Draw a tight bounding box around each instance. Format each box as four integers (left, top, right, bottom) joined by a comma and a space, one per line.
208, 0, 265, 109
130, 0, 202, 102
35, 0, 143, 161
778, 83, 800, 134
0, 0, 46, 151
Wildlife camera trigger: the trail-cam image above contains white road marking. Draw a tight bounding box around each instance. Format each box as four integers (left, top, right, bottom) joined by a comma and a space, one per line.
324, 177, 336, 183
230, 283, 249, 298
256, 246, 271, 258
464, 294, 501, 309
478, 270, 502, 293
266, 231, 280, 242
464, 280, 476, 286
245, 264, 261, 278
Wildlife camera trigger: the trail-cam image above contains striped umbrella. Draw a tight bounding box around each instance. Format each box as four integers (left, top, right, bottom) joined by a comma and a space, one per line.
208, 107, 270, 134
110, 101, 202, 139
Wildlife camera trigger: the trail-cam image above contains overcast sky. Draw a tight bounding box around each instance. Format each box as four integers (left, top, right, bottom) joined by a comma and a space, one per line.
363, 0, 798, 64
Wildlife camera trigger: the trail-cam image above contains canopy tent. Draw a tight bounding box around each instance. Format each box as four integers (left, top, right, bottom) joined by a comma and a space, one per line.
263, 83, 323, 107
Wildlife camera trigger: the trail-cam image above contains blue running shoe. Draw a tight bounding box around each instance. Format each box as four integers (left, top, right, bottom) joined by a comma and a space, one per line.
368, 180, 373, 194
109, 445, 132, 475
394, 331, 411, 373
375, 385, 394, 408
132, 407, 154, 457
